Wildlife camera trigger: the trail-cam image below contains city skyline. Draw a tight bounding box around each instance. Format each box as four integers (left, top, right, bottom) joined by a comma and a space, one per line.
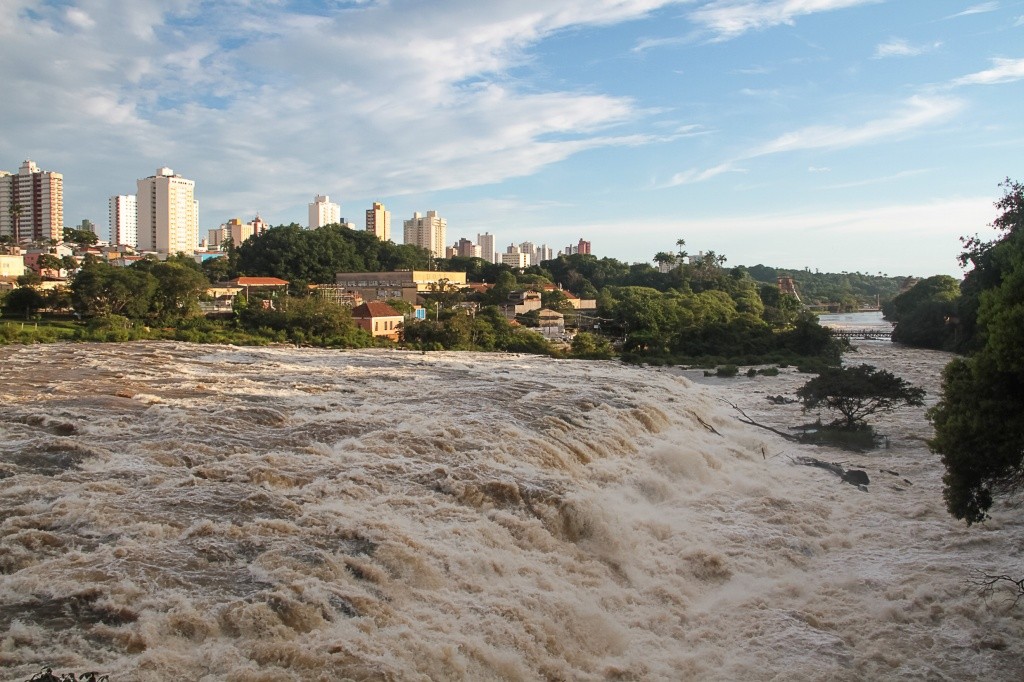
2, 2, 1022, 276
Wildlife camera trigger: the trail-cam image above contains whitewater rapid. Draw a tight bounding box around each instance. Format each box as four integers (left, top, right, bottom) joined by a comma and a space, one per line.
0, 342, 1021, 680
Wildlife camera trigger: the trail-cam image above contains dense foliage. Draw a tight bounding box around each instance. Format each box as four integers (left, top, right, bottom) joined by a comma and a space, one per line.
930, 179, 1024, 524
884, 275, 961, 349
233, 223, 432, 287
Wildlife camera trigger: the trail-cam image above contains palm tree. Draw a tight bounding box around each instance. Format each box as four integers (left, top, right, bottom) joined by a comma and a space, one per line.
9, 203, 24, 245
675, 238, 688, 262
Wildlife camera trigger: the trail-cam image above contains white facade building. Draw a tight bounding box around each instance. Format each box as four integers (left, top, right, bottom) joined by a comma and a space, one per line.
136, 167, 199, 255
366, 202, 391, 241
309, 195, 341, 229
108, 194, 138, 247
403, 210, 447, 258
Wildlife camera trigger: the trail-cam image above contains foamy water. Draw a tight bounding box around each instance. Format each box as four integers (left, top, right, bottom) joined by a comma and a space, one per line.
1, 342, 1021, 680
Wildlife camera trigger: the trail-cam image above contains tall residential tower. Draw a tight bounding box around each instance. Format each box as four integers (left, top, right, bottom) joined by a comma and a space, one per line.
108, 194, 138, 247
403, 210, 447, 259
309, 195, 340, 229
136, 167, 199, 255
366, 202, 391, 241
0, 159, 64, 243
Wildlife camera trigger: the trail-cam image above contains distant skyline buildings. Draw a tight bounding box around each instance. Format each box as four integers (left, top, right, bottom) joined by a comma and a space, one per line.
208, 215, 269, 248
0, 156, 594, 264
137, 167, 199, 255
309, 195, 340, 230
0, 159, 63, 243
108, 194, 138, 247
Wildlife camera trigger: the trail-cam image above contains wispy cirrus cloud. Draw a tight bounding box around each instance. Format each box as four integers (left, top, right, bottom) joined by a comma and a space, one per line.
687, 0, 883, 41
749, 95, 962, 156
665, 95, 961, 186
945, 2, 999, 19
873, 38, 941, 59
950, 57, 1024, 86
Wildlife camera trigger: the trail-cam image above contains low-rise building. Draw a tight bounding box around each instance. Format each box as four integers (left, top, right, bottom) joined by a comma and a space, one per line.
351, 301, 404, 341
0, 253, 26, 279
334, 270, 468, 305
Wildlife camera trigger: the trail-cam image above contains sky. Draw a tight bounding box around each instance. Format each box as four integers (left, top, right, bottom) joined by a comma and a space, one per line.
1, 0, 1022, 277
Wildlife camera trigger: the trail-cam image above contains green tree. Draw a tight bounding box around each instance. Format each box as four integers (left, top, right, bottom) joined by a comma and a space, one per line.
62, 227, 99, 246
37, 253, 63, 277
3, 286, 45, 318
930, 179, 1024, 523
797, 364, 925, 430
884, 275, 960, 349
149, 261, 209, 320
570, 331, 615, 359
71, 262, 157, 318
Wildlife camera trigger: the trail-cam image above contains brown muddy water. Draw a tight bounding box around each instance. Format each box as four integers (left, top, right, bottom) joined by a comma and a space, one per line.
0, 341, 1021, 680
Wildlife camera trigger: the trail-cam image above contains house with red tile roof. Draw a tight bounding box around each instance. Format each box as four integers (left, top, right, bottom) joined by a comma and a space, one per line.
351, 301, 404, 341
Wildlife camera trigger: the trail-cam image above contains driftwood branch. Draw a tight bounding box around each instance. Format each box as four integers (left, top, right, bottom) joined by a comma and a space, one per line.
720, 399, 800, 442
791, 455, 870, 488
971, 571, 1024, 609
690, 411, 721, 436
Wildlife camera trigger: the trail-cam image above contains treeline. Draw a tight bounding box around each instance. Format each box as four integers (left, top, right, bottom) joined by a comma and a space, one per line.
745, 264, 903, 310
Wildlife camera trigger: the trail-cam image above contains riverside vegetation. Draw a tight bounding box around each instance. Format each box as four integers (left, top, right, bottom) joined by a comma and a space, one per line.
0, 228, 859, 368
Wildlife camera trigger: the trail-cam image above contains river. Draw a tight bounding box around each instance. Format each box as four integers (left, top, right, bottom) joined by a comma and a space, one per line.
0, 341, 1020, 680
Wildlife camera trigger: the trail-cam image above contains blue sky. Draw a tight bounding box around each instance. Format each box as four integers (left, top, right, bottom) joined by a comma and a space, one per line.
1, 0, 1022, 276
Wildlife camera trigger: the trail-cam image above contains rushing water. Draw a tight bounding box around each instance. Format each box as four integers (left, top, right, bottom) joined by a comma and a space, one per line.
1, 342, 1021, 681
817, 310, 894, 333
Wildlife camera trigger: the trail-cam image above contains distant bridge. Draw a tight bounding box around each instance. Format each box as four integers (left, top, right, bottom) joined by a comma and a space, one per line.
828, 328, 893, 340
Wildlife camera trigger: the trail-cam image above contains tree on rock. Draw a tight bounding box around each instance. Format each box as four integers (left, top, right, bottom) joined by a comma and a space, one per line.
797, 364, 925, 430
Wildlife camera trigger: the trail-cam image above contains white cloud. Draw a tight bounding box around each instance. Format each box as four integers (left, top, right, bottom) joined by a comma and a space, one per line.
808, 166, 831, 173
749, 96, 962, 156
950, 57, 1024, 86
873, 38, 941, 59
0, 0, 687, 223
945, 2, 999, 19
664, 162, 744, 186
688, 0, 882, 41
663, 96, 960, 186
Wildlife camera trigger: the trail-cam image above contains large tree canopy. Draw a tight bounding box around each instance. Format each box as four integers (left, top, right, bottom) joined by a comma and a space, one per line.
930, 179, 1024, 524
797, 364, 925, 430
235, 224, 431, 284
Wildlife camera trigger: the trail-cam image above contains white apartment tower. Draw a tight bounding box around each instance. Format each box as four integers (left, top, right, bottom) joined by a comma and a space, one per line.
403, 210, 447, 258
136, 167, 199, 255
477, 232, 496, 264
309, 195, 340, 229
0, 160, 64, 243
108, 194, 138, 247
366, 202, 391, 241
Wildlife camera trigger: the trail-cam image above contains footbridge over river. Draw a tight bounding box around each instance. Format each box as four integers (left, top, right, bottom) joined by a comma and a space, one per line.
828, 328, 893, 341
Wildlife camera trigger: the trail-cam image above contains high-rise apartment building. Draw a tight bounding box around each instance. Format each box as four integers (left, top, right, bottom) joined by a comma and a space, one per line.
137, 167, 199, 255
309, 195, 340, 229
403, 210, 447, 258
366, 202, 391, 241
0, 160, 64, 243
109, 194, 138, 247
477, 232, 496, 263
